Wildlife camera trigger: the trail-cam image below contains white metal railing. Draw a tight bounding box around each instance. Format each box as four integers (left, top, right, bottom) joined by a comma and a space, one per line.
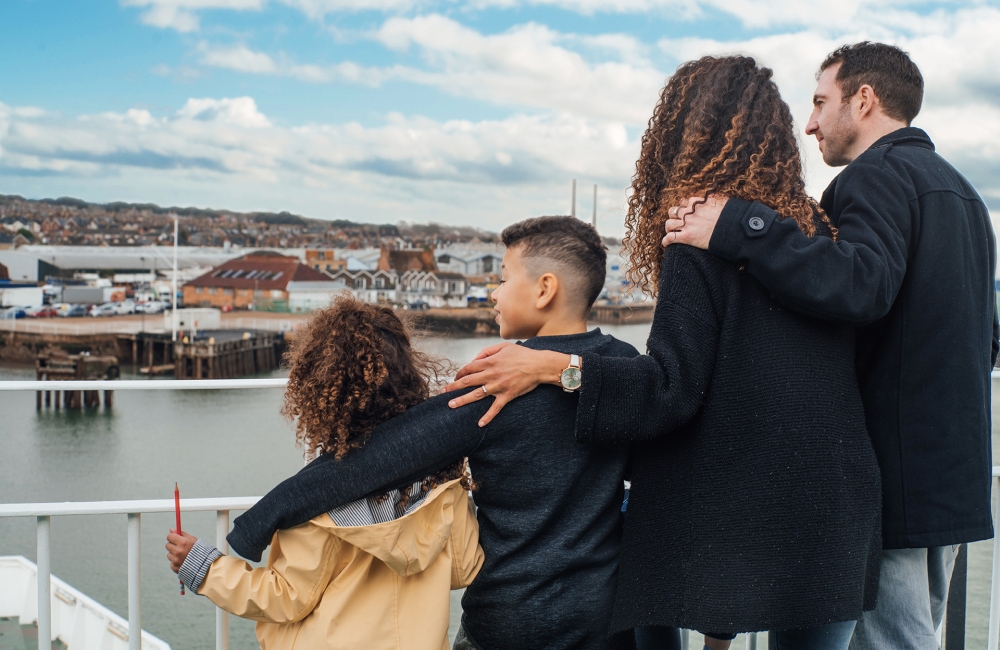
3, 374, 1000, 650
0, 378, 285, 650
0, 497, 260, 650
0, 378, 288, 391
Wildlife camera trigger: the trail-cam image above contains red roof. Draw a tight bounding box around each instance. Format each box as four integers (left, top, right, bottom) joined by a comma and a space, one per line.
185, 254, 329, 291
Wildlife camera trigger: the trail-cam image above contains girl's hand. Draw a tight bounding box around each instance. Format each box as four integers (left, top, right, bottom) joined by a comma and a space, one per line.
166, 530, 197, 574
443, 344, 568, 427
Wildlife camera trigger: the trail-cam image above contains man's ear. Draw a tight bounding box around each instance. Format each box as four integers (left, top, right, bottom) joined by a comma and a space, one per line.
535, 273, 559, 310
856, 84, 878, 120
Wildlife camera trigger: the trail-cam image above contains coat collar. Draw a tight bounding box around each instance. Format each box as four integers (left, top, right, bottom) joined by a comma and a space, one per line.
870, 127, 935, 152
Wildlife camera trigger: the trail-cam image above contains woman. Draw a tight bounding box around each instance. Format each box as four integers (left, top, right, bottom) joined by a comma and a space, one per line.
444, 55, 881, 648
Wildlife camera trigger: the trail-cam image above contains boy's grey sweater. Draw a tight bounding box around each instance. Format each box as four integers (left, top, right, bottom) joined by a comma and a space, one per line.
228, 329, 638, 650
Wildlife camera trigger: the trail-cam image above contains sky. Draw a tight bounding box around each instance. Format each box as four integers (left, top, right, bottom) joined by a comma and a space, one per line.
0, 0, 998, 233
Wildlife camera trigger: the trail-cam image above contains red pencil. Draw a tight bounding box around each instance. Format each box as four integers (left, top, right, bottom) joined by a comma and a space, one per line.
174, 483, 185, 595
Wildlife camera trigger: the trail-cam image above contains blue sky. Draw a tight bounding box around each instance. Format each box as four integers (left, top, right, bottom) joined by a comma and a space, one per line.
1, 0, 998, 232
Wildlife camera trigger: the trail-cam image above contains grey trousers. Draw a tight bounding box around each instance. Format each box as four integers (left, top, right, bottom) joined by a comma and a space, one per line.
848, 546, 959, 650
453, 624, 479, 650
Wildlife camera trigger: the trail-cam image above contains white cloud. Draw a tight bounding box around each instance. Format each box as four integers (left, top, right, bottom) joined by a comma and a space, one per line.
279, 0, 418, 18
176, 97, 273, 127
375, 16, 663, 123
0, 98, 639, 228
121, 0, 265, 31
198, 43, 279, 74
196, 42, 393, 84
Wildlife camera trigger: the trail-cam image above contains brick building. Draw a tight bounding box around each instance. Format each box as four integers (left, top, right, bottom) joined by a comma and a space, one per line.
183, 252, 330, 310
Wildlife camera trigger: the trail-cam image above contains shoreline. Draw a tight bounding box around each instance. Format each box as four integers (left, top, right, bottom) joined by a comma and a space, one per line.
0, 304, 654, 365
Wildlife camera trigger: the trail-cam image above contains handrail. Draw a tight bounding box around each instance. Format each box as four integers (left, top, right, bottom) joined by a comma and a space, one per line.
2, 497, 261, 650
0, 496, 261, 517
0, 378, 287, 390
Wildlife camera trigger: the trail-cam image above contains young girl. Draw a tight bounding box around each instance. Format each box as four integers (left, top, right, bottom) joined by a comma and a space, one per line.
166, 296, 482, 650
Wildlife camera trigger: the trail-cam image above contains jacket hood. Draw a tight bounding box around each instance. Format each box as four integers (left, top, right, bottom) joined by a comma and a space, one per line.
312, 478, 467, 577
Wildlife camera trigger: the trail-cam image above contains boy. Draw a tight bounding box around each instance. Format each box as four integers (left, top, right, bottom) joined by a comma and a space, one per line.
214, 216, 639, 650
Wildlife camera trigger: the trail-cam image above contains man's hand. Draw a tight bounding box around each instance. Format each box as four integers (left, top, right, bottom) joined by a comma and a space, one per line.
662, 195, 729, 249
166, 530, 197, 574
442, 344, 568, 427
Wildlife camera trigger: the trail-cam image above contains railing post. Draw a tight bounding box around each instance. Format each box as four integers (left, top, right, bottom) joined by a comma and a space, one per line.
127, 512, 141, 650
989, 475, 1000, 649
37, 516, 51, 650
216, 510, 230, 650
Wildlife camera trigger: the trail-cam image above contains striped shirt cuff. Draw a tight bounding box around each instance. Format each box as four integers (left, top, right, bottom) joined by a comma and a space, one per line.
178, 539, 222, 593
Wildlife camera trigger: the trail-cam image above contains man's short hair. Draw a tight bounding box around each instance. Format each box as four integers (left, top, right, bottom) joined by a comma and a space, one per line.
820, 41, 924, 124
501, 216, 607, 315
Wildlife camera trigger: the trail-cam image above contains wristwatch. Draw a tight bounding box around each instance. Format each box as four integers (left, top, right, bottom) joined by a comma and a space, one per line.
560, 354, 582, 393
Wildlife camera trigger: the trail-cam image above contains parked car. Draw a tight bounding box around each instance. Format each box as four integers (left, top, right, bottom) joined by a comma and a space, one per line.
1, 306, 29, 319
405, 301, 430, 311
90, 303, 117, 317
60, 304, 89, 318
137, 300, 165, 314
27, 305, 59, 318
114, 299, 136, 315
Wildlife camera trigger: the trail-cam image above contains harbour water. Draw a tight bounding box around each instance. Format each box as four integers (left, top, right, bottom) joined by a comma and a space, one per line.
0, 322, 997, 648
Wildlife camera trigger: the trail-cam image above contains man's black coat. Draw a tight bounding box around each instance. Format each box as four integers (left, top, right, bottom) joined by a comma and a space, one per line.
710, 127, 998, 549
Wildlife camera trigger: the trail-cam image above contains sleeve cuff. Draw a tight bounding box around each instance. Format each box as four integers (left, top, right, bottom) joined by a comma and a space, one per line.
178, 539, 223, 593
574, 352, 603, 444
227, 521, 264, 562
709, 197, 777, 258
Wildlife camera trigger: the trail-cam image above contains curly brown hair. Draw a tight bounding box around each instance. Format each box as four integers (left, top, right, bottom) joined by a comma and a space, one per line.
281, 294, 473, 506
625, 55, 836, 296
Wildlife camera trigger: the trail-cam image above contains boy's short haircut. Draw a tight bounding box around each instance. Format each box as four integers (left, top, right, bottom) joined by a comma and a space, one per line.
820, 41, 923, 125
501, 216, 607, 315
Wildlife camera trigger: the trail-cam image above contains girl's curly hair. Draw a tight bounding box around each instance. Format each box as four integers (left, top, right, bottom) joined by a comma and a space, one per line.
625, 55, 837, 296
281, 295, 473, 506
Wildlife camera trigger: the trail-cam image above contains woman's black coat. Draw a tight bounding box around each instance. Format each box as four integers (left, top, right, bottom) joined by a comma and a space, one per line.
576, 243, 881, 634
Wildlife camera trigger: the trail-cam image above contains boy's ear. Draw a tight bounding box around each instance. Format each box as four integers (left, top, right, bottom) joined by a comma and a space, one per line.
535, 273, 559, 310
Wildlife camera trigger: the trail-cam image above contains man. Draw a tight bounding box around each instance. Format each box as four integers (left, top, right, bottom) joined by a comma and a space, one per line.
662, 42, 998, 648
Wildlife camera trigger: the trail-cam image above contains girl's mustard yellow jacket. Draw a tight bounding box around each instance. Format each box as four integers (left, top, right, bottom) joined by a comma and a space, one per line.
197, 478, 483, 650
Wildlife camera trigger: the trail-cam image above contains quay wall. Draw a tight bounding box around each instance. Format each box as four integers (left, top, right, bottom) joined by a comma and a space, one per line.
0, 330, 122, 364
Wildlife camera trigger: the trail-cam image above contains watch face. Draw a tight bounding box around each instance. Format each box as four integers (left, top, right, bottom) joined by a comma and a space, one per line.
560, 367, 582, 390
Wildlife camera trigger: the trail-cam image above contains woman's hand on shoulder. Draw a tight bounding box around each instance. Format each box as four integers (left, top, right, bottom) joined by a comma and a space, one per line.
442, 343, 568, 428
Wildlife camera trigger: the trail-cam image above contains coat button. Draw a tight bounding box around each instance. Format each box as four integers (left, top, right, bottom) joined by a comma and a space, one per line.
748, 216, 765, 231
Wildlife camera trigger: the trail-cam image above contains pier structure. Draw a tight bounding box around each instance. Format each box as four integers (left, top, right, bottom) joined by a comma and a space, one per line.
35, 352, 119, 410
589, 302, 655, 324
172, 330, 281, 379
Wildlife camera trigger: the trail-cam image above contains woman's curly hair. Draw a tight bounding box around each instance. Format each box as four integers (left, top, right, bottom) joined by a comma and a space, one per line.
625, 55, 837, 296
281, 295, 474, 506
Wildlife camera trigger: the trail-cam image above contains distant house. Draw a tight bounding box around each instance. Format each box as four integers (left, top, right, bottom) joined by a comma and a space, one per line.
288, 268, 398, 310
321, 268, 398, 304
436, 248, 504, 280
399, 270, 469, 308
0, 232, 13, 251
304, 249, 348, 274
183, 252, 330, 311
377, 243, 437, 275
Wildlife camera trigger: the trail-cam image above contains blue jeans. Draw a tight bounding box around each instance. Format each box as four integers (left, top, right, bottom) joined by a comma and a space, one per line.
635, 621, 857, 650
